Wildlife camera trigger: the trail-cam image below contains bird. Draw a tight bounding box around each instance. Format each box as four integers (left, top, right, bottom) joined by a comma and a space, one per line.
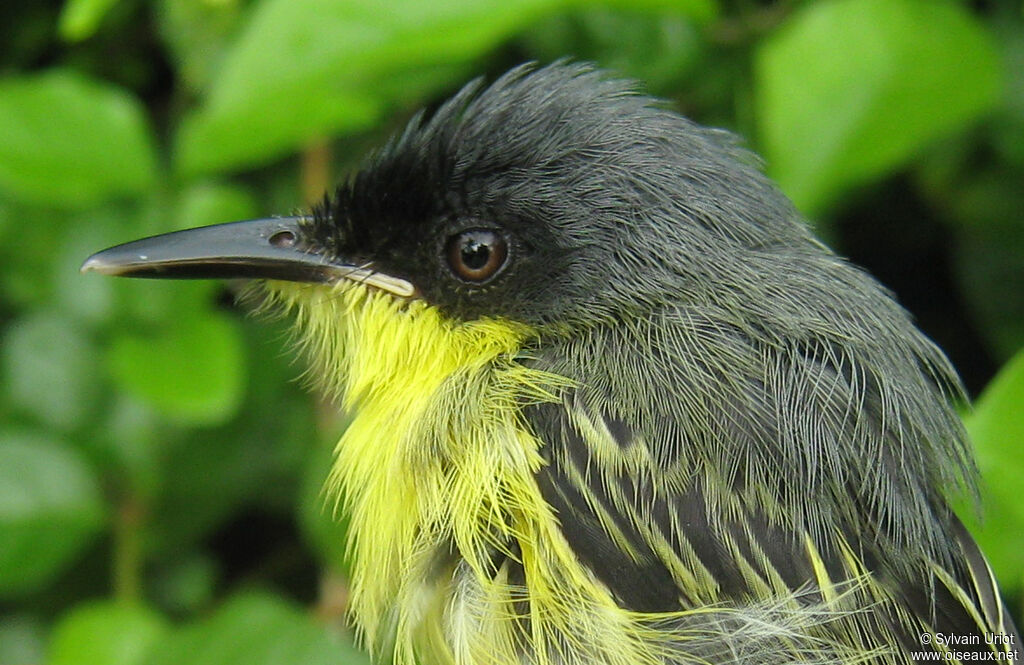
82, 62, 1020, 664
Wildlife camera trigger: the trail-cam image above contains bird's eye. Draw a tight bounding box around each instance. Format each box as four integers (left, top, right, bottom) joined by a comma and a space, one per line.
446, 229, 508, 283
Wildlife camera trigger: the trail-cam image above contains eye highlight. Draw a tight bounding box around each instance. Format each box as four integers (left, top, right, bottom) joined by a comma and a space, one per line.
446, 229, 508, 283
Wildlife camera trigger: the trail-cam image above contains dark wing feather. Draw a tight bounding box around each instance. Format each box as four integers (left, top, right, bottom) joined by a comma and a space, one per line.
526, 398, 1021, 664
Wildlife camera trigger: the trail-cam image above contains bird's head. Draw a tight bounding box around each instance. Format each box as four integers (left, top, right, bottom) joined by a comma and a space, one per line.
83, 63, 817, 337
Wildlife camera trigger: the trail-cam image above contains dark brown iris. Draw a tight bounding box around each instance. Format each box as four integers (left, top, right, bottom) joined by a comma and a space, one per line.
446, 229, 508, 282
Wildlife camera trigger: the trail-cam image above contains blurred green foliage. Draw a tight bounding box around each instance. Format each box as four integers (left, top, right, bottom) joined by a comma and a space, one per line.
0, 1, 1022, 663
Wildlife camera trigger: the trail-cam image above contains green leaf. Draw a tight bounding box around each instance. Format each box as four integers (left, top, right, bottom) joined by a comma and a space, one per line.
108, 313, 246, 426
49, 602, 168, 665
522, 9, 706, 93
988, 15, 1024, 167
3, 311, 100, 432
175, 0, 568, 176
142, 591, 369, 665
0, 431, 106, 596
755, 0, 1000, 214
963, 349, 1024, 592
0, 71, 157, 208
59, 0, 123, 41
97, 394, 164, 496
173, 182, 259, 231
581, 0, 715, 15
114, 278, 221, 330
155, 0, 247, 94
0, 203, 70, 310
56, 209, 133, 326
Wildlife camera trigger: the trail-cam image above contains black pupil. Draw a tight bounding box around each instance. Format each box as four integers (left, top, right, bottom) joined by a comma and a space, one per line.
461, 239, 491, 270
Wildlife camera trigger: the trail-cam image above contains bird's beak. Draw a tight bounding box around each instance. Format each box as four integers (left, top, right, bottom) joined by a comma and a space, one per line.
80, 216, 417, 298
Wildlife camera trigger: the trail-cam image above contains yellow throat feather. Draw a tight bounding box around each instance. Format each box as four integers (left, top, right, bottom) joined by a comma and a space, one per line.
262, 281, 572, 659
261, 281, 731, 665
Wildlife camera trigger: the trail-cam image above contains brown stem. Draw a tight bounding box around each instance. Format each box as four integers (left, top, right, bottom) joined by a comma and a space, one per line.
301, 138, 332, 205
113, 494, 144, 603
